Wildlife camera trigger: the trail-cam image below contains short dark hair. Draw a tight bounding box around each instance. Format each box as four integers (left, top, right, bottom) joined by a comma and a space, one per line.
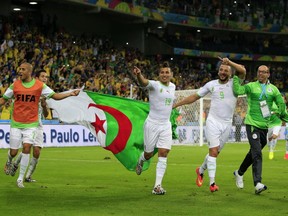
162, 61, 170, 68
35, 69, 47, 78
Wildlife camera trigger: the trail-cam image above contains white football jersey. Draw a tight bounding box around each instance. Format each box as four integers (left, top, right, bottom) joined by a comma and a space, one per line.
146, 80, 175, 122
197, 79, 237, 123
38, 98, 46, 127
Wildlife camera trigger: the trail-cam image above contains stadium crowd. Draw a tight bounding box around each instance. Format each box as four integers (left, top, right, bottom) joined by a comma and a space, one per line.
0, 19, 217, 99
0, 1, 287, 121
164, 29, 288, 56
139, 0, 288, 55
137, 0, 287, 26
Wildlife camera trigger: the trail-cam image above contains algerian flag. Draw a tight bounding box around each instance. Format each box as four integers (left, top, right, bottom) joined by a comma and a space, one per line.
47, 90, 178, 171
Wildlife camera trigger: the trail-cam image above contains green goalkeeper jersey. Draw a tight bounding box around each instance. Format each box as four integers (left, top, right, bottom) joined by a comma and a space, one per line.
233, 76, 288, 129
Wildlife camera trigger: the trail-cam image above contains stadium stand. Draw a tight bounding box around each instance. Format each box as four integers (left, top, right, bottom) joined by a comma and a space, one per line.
0, 0, 287, 121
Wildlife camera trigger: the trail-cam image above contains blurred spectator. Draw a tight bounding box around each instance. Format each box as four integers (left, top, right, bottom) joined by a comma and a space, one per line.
0, 99, 12, 120
0, 81, 9, 96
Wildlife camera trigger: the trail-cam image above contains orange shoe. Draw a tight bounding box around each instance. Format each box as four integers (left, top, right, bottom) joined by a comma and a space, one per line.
196, 167, 204, 187
284, 153, 288, 160
210, 183, 219, 192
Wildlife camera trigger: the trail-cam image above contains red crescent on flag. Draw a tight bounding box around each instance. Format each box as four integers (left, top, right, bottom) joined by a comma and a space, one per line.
88, 103, 132, 154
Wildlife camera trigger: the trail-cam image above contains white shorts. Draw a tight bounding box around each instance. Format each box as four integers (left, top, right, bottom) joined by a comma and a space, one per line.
267, 125, 282, 138
205, 117, 232, 150
34, 126, 44, 148
143, 118, 172, 153
10, 127, 37, 149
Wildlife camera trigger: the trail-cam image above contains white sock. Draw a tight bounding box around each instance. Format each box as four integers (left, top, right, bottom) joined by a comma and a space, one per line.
15, 153, 23, 165
17, 153, 30, 182
7, 150, 13, 163
26, 157, 39, 179
269, 139, 276, 152
139, 152, 146, 162
207, 156, 217, 185
199, 153, 209, 174
154, 157, 167, 187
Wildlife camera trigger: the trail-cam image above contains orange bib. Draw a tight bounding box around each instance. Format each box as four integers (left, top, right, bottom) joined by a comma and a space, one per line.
13, 79, 43, 124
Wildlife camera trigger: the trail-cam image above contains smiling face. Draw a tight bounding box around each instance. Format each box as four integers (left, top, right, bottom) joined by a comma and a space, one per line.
37, 71, 48, 84
257, 65, 270, 84
18, 63, 33, 82
159, 67, 172, 86
218, 64, 232, 83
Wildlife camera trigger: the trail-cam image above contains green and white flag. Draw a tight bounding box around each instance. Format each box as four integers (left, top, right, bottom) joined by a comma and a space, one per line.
47, 90, 178, 171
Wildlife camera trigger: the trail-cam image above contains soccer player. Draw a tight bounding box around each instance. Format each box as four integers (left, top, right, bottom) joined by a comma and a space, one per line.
285, 126, 288, 159
233, 65, 288, 194
134, 62, 175, 195
1, 62, 80, 188
267, 120, 282, 160
173, 57, 246, 192
282, 94, 288, 160
267, 94, 287, 160
10, 69, 50, 182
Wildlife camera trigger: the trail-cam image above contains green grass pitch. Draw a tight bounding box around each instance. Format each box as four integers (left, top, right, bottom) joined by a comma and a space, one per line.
1, 141, 287, 216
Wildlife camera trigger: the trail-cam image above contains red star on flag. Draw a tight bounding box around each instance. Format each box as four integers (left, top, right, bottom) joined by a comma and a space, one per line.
91, 114, 106, 134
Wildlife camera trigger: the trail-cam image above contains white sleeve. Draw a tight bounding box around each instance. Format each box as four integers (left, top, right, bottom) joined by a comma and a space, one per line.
3, 86, 14, 99
146, 80, 156, 90
41, 84, 55, 98
197, 81, 211, 97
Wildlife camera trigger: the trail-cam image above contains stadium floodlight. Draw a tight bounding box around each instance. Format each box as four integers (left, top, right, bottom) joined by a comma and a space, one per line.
29, 2, 38, 5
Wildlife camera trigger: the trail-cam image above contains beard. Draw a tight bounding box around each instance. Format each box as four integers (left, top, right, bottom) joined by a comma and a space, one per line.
219, 76, 229, 82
